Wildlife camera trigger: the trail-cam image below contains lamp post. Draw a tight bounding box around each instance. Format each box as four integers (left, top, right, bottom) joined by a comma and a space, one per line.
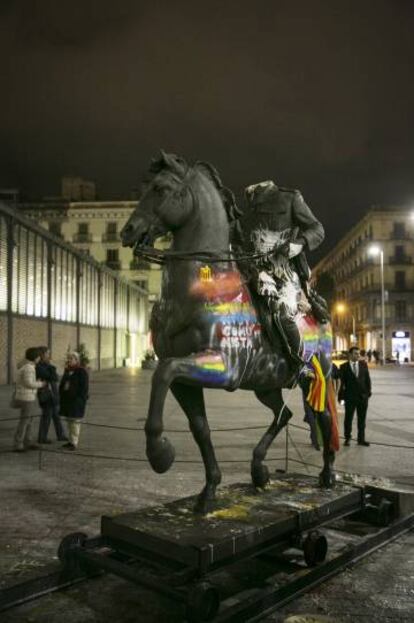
335, 302, 356, 346
369, 245, 386, 364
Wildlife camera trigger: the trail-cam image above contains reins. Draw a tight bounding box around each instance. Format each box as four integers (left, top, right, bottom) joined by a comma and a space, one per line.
133, 245, 282, 265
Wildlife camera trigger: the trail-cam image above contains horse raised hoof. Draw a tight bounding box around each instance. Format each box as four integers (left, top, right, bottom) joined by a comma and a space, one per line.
319, 468, 336, 489
146, 436, 175, 473
251, 462, 270, 489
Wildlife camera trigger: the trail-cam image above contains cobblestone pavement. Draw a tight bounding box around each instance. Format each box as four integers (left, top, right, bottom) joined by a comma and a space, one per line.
0, 364, 413, 621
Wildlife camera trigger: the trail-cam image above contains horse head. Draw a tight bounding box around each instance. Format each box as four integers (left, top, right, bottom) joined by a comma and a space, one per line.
121, 150, 194, 251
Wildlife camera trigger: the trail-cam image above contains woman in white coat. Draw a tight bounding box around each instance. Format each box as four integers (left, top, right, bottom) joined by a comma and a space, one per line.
13, 347, 45, 452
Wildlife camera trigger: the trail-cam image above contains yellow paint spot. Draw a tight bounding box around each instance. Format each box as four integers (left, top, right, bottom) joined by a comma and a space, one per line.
199, 265, 212, 282
207, 495, 259, 521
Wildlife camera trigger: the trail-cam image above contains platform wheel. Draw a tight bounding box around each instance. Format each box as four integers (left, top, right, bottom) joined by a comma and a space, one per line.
186, 581, 220, 622
58, 532, 88, 572
377, 498, 395, 527
303, 530, 328, 567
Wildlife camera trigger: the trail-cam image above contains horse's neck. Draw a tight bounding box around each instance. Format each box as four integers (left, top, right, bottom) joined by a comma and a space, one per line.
171, 171, 230, 255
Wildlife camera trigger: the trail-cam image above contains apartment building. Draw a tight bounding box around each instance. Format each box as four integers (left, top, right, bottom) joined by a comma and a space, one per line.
313, 206, 414, 361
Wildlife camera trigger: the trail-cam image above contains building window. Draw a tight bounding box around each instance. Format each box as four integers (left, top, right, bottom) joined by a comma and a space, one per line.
394, 245, 405, 262
135, 280, 148, 290
106, 249, 120, 270
107, 249, 119, 262
74, 222, 91, 243
395, 300, 407, 321
49, 222, 62, 238
393, 222, 405, 239
395, 270, 406, 290
104, 222, 118, 242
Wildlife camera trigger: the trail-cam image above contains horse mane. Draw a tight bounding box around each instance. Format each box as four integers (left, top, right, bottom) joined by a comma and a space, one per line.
195, 160, 242, 222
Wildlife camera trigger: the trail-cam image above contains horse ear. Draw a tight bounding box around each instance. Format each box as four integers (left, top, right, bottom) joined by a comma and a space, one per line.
159, 149, 168, 163
159, 150, 187, 177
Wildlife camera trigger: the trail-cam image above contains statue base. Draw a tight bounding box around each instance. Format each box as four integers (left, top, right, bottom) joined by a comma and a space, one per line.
54, 473, 414, 622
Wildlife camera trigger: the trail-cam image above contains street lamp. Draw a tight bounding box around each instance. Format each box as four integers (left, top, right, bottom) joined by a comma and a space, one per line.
368, 245, 386, 364
335, 302, 356, 345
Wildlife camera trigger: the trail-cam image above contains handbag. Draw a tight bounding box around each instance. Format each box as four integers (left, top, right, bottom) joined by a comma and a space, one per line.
10, 385, 23, 409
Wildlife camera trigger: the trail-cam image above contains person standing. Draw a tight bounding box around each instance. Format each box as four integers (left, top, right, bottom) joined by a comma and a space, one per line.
59, 352, 89, 451
36, 346, 67, 444
339, 346, 372, 447
13, 348, 45, 452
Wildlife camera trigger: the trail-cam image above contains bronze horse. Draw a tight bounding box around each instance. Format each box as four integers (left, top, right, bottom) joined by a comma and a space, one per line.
121, 152, 336, 513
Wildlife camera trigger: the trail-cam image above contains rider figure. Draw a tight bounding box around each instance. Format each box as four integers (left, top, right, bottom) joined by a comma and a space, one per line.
233, 180, 328, 369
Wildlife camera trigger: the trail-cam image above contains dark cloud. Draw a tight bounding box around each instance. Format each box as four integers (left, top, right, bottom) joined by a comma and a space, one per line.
6, 0, 142, 48
1, 0, 414, 252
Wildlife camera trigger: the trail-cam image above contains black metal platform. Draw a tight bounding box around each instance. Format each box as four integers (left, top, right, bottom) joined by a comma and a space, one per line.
2, 473, 414, 622
101, 474, 362, 573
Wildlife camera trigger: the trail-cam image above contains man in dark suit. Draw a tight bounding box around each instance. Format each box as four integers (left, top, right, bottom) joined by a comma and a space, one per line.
339, 346, 372, 446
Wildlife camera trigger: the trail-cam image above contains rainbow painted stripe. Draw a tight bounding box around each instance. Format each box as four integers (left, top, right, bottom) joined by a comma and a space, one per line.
298, 315, 333, 360
191, 354, 228, 385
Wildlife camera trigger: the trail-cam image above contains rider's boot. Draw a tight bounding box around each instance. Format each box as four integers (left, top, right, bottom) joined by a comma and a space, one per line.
302, 281, 330, 324
271, 303, 304, 370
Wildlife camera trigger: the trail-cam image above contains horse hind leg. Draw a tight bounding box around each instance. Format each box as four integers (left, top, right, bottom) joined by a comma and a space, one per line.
170, 383, 221, 514
317, 410, 336, 488
251, 389, 293, 489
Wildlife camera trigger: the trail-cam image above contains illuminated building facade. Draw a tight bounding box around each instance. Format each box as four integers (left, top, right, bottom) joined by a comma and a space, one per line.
18, 197, 169, 305
313, 206, 414, 361
0, 201, 149, 385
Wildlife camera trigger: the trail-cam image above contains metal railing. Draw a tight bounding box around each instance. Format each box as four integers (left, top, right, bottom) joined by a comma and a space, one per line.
73, 233, 93, 243
102, 232, 119, 242
130, 259, 151, 271
105, 260, 122, 270
389, 256, 412, 265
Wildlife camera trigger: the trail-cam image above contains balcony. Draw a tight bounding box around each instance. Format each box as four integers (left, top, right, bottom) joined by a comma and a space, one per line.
389, 255, 412, 265
73, 233, 92, 243
130, 258, 151, 271
102, 232, 119, 242
389, 233, 411, 240
105, 260, 121, 270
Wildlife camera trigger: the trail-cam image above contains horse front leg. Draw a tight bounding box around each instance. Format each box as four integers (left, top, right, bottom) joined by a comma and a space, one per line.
145, 357, 182, 473
317, 410, 336, 488
170, 383, 221, 514
145, 352, 230, 478
252, 389, 293, 488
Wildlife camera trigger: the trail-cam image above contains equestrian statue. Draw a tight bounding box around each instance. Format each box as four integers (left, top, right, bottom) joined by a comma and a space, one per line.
121, 151, 339, 514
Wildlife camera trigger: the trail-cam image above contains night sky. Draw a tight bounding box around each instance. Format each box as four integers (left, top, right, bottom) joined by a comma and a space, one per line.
1, 0, 414, 254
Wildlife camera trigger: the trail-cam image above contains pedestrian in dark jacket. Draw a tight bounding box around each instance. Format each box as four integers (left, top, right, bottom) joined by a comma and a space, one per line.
338, 346, 372, 447
59, 352, 89, 451
36, 346, 67, 444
